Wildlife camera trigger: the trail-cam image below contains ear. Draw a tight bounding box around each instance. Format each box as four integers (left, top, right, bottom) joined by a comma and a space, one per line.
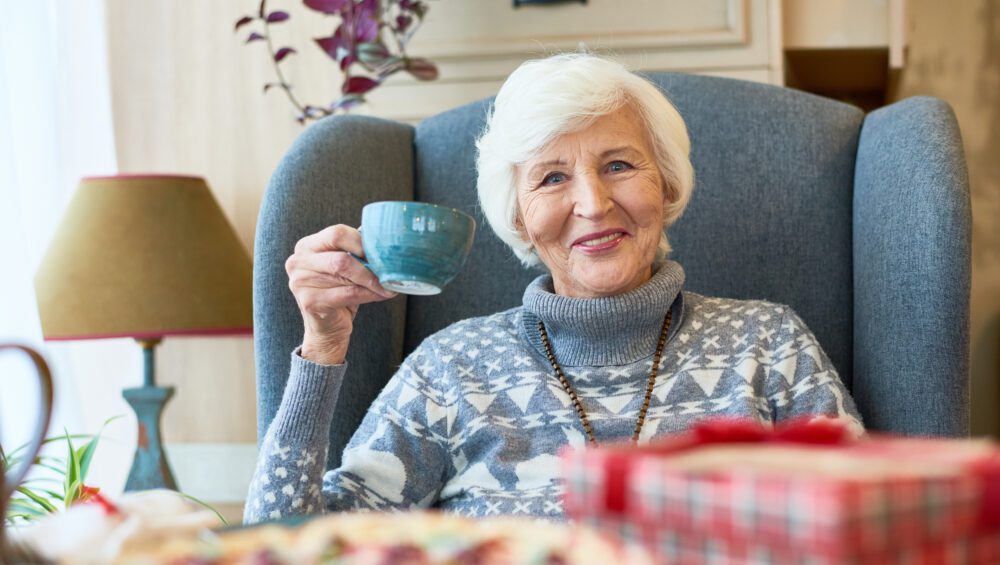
513, 208, 530, 243
661, 178, 674, 207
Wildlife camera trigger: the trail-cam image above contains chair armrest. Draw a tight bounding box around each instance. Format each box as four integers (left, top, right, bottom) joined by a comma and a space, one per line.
254, 115, 414, 466
853, 96, 971, 436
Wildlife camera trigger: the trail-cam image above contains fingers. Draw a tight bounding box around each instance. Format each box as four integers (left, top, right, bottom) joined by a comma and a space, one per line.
294, 285, 390, 318
295, 225, 363, 256
287, 251, 396, 299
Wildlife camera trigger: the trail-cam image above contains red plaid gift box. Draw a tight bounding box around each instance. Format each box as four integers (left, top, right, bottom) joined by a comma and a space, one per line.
562, 418, 1000, 565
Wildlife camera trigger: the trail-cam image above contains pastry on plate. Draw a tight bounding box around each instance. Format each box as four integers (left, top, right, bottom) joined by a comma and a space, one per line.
116, 510, 653, 565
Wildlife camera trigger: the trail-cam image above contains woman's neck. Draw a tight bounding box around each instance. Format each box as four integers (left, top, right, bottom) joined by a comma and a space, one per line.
520, 261, 684, 366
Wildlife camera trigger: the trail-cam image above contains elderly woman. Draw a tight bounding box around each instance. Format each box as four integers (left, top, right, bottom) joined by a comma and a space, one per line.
244, 53, 863, 523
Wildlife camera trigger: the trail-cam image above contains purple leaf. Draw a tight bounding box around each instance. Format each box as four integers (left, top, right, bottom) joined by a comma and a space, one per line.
405, 58, 438, 81
331, 94, 364, 111
234, 16, 254, 32
274, 47, 297, 62
315, 36, 338, 59
356, 42, 390, 66
246, 31, 266, 43
342, 76, 380, 95
315, 34, 349, 62
408, 1, 428, 18
354, 10, 379, 43
376, 55, 406, 78
266, 11, 290, 23
395, 14, 412, 33
303, 0, 349, 15
339, 53, 355, 71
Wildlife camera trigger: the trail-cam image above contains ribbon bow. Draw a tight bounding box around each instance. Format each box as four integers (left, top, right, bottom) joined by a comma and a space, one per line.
603, 417, 854, 514
690, 416, 854, 446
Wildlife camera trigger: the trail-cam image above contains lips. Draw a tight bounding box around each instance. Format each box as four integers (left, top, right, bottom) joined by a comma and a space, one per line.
573, 228, 629, 255
572, 229, 628, 251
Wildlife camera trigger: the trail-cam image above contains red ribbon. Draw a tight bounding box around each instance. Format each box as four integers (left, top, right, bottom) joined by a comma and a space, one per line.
691, 417, 854, 446
603, 417, 852, 513
77, 485, 121, 516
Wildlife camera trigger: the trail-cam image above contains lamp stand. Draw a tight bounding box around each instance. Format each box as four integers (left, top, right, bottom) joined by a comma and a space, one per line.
123, 338, 178, 491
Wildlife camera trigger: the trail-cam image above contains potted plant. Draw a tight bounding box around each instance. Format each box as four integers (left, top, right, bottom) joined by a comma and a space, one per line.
236, 0, 439, 123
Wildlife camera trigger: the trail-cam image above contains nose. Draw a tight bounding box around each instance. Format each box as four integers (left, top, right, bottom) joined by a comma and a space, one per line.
572, 172, 613, 220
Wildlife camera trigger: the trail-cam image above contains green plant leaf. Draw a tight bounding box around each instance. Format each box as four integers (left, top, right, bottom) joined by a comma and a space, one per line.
6, 512, 42, 523
65, 479, 82, 508
6, 497, 49, 523
40, 489, 65, 501
6, 497, 48, 516
38, 461, 67, 475
64, 430, 81, 503
77, 415, 120, 481
178, 492, 229, 527
20, 476, 64, 486
4, 433, 93, 463
16, 486, 57, 513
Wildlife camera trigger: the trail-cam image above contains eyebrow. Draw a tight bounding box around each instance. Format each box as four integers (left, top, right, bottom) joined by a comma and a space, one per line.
524, 146, 641, 178
524, 159, 567, 180
599, 145, 640, 158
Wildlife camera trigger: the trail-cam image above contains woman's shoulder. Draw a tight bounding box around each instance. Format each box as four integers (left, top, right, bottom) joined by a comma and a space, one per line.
680, 291, 817, 346
414, 306, 523, 355
683, 291, 788, 317
681, 291, 803, 332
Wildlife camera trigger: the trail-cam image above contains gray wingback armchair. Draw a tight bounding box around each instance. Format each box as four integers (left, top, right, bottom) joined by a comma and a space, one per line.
253, 73, 971, 468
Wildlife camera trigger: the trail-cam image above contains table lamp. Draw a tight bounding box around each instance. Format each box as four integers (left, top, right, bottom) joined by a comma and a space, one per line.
33, 175, 253, 491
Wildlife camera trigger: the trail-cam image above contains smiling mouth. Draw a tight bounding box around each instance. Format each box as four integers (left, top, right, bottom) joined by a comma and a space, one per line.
578, 232, 625, 247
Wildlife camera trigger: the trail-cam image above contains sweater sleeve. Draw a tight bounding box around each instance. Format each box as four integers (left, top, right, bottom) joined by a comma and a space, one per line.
243, 349, 346, 524
320, 343, 451, 512
243, 343, 452, 524
766, 306, 865, 435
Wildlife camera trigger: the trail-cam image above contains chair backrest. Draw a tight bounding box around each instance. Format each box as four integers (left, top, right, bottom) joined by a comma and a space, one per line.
408, 74, 861, 385
254, 73, 970, 469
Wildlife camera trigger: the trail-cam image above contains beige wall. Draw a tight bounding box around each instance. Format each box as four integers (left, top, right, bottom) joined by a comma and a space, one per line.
892, 0, 1000, 437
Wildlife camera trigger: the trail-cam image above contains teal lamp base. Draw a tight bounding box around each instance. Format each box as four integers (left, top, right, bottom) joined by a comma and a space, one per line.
123, 338, 178, 491
122, 385, 178, 491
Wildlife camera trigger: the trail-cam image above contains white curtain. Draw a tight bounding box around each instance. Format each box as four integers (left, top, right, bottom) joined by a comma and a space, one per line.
0, 0, 137, 494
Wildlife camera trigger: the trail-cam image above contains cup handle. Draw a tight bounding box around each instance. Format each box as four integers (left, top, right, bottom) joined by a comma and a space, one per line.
348, 251, 374, 273
348, 226, 374, 272
0, 344, 54, 506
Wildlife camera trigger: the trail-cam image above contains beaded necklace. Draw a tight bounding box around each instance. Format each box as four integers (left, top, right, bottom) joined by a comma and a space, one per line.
537, 310, 672, 446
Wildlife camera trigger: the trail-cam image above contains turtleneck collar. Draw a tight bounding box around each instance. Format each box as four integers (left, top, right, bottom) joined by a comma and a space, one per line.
519, 261, 685, 367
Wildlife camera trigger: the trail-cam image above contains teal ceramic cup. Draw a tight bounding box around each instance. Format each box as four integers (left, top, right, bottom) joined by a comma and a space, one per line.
359, 201, 476, 296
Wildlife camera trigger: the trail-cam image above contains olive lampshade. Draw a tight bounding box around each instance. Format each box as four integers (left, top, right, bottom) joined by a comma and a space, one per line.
34, 175, 253, 340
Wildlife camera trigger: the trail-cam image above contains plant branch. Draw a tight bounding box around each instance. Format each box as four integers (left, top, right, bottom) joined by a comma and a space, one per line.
260, 0, 322, 118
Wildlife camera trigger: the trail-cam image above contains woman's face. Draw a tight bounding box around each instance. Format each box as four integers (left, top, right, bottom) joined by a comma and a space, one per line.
515, 105, 667, 298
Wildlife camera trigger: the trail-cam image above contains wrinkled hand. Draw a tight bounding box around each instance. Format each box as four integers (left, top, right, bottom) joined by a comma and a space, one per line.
286, 225, 397, 365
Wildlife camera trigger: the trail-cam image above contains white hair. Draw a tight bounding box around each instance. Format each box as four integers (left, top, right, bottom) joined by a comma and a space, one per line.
475, 53, 695, 268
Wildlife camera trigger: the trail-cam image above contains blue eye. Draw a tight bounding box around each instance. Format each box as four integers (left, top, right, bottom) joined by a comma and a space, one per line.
607, 160, 632, 173
542, 172, 567, 185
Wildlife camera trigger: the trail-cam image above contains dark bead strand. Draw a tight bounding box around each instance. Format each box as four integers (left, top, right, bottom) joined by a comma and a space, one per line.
538, 310, 671, 446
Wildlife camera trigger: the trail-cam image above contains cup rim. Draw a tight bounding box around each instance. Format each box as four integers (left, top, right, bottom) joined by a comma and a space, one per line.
362, 200, 475, 224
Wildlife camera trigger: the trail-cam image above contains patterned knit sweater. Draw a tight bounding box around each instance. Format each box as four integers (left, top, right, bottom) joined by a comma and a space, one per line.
244, 262, 863, 524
